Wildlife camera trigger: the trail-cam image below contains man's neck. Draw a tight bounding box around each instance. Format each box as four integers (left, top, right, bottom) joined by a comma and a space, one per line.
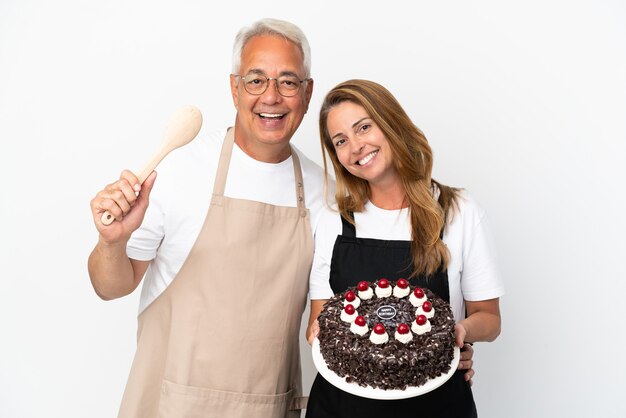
233, 134, 291, 164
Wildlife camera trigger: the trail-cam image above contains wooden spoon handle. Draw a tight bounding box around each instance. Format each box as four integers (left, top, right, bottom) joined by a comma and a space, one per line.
99, 105, 202, 226
101, 211, 116, 226
100, 147, 170, 226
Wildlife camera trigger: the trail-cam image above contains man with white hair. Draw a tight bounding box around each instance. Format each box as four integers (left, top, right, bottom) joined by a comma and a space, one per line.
89, 18, 323, 418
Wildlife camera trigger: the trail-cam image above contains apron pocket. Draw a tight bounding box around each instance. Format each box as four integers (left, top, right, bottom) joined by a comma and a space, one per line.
159, 379, 294, 418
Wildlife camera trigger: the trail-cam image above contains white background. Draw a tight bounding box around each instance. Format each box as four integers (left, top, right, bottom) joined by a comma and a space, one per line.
1, 1, 625, 417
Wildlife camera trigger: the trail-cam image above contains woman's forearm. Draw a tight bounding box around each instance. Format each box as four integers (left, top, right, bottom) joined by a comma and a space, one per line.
459, 298, 501, 343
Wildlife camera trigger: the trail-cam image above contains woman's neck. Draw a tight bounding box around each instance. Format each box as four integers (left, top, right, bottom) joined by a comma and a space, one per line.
369, 181, 407, 210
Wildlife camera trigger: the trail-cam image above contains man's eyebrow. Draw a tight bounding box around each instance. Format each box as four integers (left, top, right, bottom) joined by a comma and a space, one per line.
245, 68, 301, 78
243, 68, 264, 76
278, 70, 300, 78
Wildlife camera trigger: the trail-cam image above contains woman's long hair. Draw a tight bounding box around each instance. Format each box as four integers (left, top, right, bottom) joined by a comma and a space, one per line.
319, 79, 460, 277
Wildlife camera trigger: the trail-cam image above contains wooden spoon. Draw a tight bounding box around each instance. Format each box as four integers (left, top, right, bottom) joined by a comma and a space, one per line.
101, 105, 203, 225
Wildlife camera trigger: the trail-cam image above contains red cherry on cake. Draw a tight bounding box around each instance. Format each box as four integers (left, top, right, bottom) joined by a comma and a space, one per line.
357, 281, 369, 291
355, 315, 366, 327
413, 287, 425, 298
345, 290, 356, 302
416, 314, 427, 326
344, 304, 355, 315
422, 301, 433, 312
377, 278, 389, 288
373, 323, 386, 335
396, 278, 409, 289
397, 323, 410, 334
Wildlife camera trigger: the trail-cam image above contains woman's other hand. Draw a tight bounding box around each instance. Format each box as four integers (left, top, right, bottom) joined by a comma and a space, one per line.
307, 319, 320, 345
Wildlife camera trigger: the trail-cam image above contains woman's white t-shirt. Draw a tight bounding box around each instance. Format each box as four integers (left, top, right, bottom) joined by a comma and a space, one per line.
308, 192, 505, 322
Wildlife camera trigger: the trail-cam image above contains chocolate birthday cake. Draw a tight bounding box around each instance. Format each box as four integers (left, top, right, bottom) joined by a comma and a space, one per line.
317, 279, 456, 390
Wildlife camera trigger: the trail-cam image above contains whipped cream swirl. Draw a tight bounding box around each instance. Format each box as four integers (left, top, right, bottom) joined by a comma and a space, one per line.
340, 308, 358, 323
358, 287, 374, 300
394, 330, 413, 344
350, 321, 369, 336
343, 297, 361, 309
415, 305, 435, 319
369, 330, 389, 344
409, 292, 427, 307
411, 319, 432, 335
375, 285, 392, 298
393, 285, 410, 298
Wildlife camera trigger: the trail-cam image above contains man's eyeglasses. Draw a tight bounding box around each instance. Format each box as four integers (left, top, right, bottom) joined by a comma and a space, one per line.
234, 73, 310, 97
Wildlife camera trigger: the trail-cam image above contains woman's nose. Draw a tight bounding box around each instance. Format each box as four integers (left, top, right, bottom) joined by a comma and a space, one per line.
351, 139, 364, 154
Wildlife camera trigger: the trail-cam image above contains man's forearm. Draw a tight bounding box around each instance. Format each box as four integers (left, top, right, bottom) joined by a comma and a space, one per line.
88, 239, 138, 300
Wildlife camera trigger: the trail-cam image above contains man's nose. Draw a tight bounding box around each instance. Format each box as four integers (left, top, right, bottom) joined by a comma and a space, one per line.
259, 78, 282, 103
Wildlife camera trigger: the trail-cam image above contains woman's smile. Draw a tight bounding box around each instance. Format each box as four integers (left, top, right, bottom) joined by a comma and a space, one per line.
356, 150, 379, 166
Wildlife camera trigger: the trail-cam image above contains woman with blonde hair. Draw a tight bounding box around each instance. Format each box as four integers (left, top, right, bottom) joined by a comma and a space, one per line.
306, 79, 504, 417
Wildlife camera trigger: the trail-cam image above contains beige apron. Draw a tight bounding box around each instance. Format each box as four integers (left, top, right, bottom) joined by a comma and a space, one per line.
118, 128, 312, 418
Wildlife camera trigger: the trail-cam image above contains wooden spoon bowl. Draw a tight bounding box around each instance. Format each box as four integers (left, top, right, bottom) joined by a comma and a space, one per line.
101, 105, 203, 225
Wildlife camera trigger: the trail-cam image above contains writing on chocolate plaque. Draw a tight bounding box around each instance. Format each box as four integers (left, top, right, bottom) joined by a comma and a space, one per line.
376, 305, 397, 320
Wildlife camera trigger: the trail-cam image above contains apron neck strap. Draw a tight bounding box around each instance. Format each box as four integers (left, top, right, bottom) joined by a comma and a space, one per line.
340, 211, 356, 238
212, 127, 236, 197
291, 148, 307, 215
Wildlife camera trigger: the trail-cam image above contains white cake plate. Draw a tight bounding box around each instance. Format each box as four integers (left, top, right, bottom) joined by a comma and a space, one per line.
311, 338, 460, 400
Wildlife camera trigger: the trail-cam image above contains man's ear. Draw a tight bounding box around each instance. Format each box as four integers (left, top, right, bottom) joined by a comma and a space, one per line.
304, 78, 314, 112
230, 74, 239, 110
